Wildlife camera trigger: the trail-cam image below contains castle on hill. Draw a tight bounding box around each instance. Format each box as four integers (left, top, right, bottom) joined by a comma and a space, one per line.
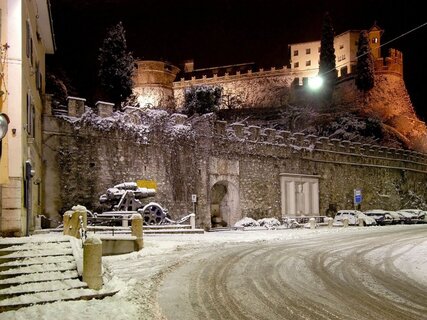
132, 23, 402, 111
132, 23, 427, 152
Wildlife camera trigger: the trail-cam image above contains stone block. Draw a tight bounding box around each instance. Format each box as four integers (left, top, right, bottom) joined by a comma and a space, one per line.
247, 126, 260, 141
67, 96, 86, 117
95, 101, 114, 118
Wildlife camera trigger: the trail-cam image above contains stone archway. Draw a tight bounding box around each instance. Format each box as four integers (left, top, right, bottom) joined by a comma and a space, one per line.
210, 180, 240, 228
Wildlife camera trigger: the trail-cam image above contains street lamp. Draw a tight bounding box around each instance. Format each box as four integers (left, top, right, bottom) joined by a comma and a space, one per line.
0, 113, 9, 140
308, 76, 323, 90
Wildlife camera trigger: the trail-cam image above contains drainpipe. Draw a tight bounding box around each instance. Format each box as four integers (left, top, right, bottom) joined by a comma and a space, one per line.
25, 160, 35, 236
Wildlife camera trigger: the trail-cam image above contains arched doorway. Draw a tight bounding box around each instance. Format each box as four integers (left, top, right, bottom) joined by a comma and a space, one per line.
210, 181, 240, 228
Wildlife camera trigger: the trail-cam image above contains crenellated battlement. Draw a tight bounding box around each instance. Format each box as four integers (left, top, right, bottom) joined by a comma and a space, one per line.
214, 120, 427, 167
173, 65, 291, 88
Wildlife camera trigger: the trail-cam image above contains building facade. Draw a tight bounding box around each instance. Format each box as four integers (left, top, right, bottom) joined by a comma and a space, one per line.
288, 24, 383, 81
0, 0, 54, 236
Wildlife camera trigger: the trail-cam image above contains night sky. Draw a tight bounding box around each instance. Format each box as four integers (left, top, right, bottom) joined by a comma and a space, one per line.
48, 0, 427, 118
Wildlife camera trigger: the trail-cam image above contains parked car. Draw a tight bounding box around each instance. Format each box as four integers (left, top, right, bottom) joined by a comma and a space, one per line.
334, 210, 377, 226
364, 209, 393, 226
399, 209, 427, 223
396, 210, 419, 224
387, 211, 405, 224
417, 211, 427, 223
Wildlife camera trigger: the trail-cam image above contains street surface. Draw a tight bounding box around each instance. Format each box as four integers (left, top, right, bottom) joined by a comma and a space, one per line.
158, 226, 427, 320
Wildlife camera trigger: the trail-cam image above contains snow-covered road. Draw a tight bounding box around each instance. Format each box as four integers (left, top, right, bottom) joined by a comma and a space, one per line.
158, 226, 427, 320
2, 225, 426, 319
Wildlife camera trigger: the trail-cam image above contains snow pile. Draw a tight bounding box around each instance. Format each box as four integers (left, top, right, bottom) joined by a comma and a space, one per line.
233, 217, 259, 228
257, 217, 281, 229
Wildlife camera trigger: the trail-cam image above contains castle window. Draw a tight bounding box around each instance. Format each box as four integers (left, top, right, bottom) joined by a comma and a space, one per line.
339, 44, 344, 49
306, 48, 311, 54
306, 60, 311, 66
372, 37, 378, 43
318, 47, 321, 53
294, 50, 298, 56
294, 62, 299, 68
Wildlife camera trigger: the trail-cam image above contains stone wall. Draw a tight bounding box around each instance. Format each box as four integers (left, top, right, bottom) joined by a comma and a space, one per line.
42, 102, 427, 229
173, 67, 295, 110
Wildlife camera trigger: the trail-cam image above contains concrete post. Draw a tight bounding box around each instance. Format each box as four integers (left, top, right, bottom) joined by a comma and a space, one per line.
131, 213, 144, 251
35, 215, 41, 230
327, 217, 334, 228
309, 218, 316, 229
358, 217, 364, 227
189, 213, 196, 229
62, 206, 87, 239
122, 217, 129, 227
343, 217, 349, 228
83, 236, 103, 290
63, 210, 73, 236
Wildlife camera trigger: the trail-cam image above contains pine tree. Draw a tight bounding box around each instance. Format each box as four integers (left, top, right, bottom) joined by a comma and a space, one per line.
355, 30, 375, 91
318, 12, 337, 99
98, 22, 134, 108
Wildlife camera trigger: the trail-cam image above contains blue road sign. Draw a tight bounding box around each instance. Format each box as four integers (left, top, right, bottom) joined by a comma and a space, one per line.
354, 189, 362, 204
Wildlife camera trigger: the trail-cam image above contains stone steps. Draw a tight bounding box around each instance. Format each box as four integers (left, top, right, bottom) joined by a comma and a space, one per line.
0, 236, 117, 313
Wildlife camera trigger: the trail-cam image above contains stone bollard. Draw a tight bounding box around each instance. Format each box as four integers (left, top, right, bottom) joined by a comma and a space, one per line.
309, 218, 316, 229
343, 217, 349, 228
189, 213, 196, 229
83, 236, 103, 290
63, 211, 72, 236
328, 217, 334, 228
358, 217, 365, 227
131, 213, 144, 251
34, 215, 42, 230
63, 205, 87, 239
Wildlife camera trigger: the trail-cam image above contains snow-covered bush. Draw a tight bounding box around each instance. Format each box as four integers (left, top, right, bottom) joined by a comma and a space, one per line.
182, 85, 222, 116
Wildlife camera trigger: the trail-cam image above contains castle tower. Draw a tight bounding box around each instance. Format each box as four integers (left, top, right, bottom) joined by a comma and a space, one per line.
368, 22, 384, 60
133, 60, 180, 110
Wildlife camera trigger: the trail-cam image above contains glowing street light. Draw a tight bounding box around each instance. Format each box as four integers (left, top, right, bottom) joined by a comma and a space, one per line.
308, 76, 323, 90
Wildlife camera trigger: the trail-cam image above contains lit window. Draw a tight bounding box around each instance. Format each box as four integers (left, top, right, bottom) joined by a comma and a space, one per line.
306, 48, 311, 54
306, 60, 311, 66
372, 38, 378, 43
294, 62, 299, 68
294, 50, 299, 56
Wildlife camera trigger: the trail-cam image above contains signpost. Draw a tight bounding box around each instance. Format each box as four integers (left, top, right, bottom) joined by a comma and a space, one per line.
191, 194, 197, 216
354, 189, 362, 209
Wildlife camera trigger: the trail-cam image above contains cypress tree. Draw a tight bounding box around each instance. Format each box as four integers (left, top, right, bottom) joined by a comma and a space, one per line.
318, 12, 337, 99
355, 30, 375, 91
98, 21, 135, 108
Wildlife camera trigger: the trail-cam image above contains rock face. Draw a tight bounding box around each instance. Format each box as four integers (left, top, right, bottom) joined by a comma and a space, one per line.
334, 73, 427, 152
